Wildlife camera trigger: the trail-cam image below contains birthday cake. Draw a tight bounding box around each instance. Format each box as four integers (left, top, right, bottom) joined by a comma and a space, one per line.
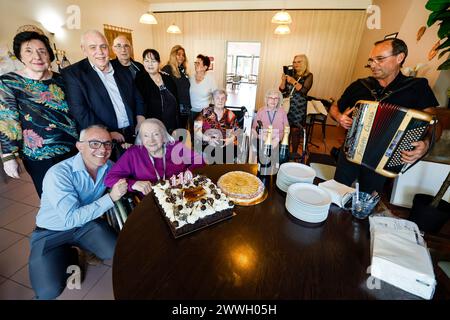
217, 171, 265, 205
152, 172, 234, 238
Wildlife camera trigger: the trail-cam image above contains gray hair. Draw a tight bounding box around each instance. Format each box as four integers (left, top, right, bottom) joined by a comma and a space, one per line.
80, 30, 107, 47
79, 124, 109, 141
212, 89, 227, 100
264, 89, 283, 109
134, 118, 175, 145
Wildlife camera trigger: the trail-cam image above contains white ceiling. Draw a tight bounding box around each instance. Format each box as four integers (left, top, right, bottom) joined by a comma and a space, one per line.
144, 0, 373, 12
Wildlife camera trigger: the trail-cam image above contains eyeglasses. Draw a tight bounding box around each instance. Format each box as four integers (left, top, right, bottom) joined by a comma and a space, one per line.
114, 44, 131, 50
79, 140, 115, 150
366, 53, 397, 66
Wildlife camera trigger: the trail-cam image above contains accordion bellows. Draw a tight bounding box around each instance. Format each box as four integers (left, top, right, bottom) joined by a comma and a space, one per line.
344, 100, 434, 178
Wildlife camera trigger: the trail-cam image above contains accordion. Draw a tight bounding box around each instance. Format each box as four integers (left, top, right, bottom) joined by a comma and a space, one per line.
344, 100, 434, 178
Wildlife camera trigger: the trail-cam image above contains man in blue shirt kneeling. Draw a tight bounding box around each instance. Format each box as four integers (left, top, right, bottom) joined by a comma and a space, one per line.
28, 124, 128, 300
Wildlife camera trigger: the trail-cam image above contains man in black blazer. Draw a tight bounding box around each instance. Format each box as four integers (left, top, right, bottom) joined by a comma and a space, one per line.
111, 35, 144, 79
62, 30, 145, 144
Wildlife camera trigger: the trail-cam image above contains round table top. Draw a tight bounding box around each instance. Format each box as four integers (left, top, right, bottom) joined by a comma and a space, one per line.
112, 164, 441, 300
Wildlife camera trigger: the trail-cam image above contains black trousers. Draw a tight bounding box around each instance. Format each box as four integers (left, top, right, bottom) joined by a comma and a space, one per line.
117, 126, 136, 144
333, 146, 387, 194
179, 104, 191, 130
22, 149, 77, 198
110, 126, 136, 162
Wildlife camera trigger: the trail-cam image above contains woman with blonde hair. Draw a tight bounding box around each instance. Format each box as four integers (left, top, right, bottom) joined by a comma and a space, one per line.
279, 54, 313, 160
162, 45, 191, 129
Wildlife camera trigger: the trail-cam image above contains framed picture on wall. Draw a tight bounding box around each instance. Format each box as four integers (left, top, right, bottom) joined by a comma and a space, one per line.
208, 56, 214, 71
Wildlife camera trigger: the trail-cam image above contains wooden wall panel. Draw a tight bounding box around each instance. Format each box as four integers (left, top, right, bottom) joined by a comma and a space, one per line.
142, 10, 366, 110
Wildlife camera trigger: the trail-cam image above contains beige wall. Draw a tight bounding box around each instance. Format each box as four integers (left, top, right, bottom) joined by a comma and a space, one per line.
0, 1, 368, 111
352, 0, 449, 107
150, 10, 367, 109
0, 0, 152, 67
3, 1, 446, 109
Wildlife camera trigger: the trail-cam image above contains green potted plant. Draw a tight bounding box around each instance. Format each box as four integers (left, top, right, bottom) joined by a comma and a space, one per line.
421, 0, 450, 70
409, 0, 450, 233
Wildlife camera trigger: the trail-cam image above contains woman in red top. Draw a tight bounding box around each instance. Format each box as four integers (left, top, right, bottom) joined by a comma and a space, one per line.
193, 89, 240, 164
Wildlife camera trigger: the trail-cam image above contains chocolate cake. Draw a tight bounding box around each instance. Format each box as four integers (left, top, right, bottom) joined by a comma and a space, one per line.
152, 175, 234, 237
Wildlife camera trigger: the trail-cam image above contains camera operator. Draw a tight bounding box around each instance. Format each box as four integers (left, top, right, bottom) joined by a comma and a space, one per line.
279, 54, 313, 160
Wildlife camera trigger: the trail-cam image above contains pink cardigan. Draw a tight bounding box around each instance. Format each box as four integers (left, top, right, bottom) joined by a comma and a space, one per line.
104, 142, 205, 193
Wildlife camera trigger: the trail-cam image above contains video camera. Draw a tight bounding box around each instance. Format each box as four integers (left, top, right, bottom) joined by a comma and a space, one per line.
283, 65, 294, 77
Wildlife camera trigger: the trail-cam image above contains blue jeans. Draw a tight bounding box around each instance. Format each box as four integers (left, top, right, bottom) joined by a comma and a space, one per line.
28, 218, 117, 300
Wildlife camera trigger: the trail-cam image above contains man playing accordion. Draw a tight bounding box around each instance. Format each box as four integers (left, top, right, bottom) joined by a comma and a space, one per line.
329, 38, 439, 194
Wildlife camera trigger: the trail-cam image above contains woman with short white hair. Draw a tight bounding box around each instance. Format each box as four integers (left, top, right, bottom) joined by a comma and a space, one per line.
105, 118, 204, 196
252, 89, 289, 146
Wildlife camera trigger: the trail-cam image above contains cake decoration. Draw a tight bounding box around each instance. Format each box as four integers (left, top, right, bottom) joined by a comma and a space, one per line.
153, 174, 234, 237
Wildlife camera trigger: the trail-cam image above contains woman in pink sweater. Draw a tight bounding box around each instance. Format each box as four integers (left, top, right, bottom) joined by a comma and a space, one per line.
105, 118, 204, 196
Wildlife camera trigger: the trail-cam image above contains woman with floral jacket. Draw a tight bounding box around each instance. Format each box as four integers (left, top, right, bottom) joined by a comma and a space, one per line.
0, 30, 78, 197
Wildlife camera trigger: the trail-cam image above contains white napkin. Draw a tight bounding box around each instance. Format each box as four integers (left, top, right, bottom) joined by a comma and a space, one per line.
369, 216, 436, 300
318, 179, 355, 208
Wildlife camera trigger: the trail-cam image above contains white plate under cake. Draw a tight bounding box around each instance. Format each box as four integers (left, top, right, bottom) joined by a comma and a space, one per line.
217, 171, 265, 205
152, 175, 234, 237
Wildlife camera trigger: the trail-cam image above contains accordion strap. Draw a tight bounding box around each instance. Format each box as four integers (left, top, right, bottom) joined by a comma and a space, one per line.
400, 116, 437, 175
359, 76, 418, 102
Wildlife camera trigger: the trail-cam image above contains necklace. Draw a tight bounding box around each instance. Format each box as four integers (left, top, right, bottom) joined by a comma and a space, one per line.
148, 145, 166, 180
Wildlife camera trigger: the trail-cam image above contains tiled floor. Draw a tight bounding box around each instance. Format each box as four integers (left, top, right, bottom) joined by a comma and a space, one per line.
0, 123, 344, 300
0, 169, 114, 300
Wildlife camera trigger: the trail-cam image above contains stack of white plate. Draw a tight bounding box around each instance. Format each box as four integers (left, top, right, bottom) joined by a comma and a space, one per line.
285, 183, 332, 223
276, 162, 316, 192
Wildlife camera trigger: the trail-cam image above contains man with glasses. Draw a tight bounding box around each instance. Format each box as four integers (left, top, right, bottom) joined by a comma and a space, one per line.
28, 125, 128, 299
62, 30, 145, 147
329, 38, 439, 193
111, 35, 144, 79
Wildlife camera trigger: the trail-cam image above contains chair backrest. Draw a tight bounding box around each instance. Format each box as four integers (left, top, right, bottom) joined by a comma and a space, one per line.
307, 95, 333, 110
232, 75, 241, 83
226, 106, 248, 129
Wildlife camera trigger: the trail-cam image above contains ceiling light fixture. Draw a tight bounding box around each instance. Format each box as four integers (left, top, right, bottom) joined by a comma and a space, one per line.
274, 24, 291, 35
271, 10, 292, 24
139, 11, 158, 24
167, 23, 181, 34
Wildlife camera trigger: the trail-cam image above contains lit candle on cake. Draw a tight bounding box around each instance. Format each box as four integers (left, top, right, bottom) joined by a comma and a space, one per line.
178, 172, 184, 187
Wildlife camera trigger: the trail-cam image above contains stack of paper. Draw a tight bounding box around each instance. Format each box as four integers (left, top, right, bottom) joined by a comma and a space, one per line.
307, 100, 328, 116
318, 179, 355, 208
369, 216, 436, 300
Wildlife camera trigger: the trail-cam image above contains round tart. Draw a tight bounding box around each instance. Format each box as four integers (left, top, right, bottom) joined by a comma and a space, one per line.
217, 171, 265, 205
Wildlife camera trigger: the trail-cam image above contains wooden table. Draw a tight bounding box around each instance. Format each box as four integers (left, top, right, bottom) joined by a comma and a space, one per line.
113, 164, 449, 299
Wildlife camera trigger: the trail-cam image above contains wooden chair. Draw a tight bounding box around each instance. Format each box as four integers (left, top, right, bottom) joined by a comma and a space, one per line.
305, 96, 333, 148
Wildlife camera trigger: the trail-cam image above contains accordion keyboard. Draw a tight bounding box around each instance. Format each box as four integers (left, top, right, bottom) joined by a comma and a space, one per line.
344, 100, 434, 178
385, 125, 428, 168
